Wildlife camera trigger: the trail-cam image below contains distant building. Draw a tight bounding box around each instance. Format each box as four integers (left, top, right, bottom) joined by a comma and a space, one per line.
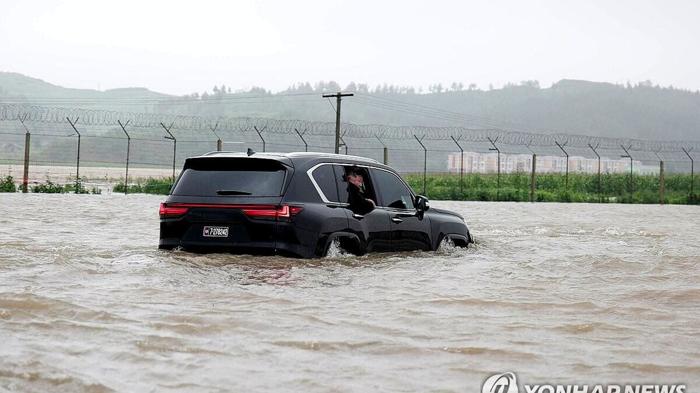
447, 152, 655, 174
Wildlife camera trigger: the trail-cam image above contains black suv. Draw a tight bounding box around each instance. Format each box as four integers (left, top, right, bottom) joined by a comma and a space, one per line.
159, 152, 472, 258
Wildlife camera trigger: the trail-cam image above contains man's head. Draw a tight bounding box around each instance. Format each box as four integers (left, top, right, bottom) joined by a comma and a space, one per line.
346, 167, 364, 187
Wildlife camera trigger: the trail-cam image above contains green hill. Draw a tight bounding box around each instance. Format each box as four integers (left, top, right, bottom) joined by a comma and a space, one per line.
0, 72, 170, 113
2, 72, 699, 141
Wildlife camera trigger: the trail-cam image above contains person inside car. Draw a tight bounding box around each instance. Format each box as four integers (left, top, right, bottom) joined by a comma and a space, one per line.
345, 167, 375, 215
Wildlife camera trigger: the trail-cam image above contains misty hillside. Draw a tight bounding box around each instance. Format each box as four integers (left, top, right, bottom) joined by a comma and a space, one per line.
0, 72, 169, 113
1, 72, 699, 141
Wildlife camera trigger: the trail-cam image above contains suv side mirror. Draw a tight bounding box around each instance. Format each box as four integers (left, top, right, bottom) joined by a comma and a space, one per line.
415, 195, 430, 212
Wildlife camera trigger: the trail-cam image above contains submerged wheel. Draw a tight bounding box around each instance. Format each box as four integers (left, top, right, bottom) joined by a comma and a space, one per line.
320, 236, 363, 257
439, 234, 469, 249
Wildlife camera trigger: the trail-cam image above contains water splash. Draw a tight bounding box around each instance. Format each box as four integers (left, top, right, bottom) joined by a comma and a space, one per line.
325, 239, 351, 258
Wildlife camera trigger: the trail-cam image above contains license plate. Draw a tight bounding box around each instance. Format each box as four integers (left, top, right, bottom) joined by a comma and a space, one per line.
203, 226, 229, 238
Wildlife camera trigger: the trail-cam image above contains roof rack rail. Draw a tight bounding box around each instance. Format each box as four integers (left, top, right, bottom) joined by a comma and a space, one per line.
201, 151, 240, 156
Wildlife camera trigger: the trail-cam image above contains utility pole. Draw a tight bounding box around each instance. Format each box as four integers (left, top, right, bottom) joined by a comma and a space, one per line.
322, 92, 354, 154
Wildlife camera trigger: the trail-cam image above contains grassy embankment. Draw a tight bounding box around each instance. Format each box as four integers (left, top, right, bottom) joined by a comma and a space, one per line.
404, 172, 698, 204
0, 176, 100, 194
122, 173, 696, 204
3, 173, 697, 204
112, 178, 173, 195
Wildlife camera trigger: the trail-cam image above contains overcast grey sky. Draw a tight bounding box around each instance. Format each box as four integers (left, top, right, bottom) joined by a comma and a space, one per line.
1, 0, 698, 95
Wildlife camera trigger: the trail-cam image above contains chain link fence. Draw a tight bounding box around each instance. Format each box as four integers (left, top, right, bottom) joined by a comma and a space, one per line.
0, 104, 697, 202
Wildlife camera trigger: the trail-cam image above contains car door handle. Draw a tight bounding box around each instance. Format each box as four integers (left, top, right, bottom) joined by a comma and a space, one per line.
352, 213, 364, 220
391, 217, 403, 223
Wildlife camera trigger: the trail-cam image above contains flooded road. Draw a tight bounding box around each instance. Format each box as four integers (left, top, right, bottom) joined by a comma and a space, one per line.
0, 194, 698, 392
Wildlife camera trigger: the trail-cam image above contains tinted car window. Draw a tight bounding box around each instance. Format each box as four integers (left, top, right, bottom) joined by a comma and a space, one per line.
371, 169, 415, 209
172, 158, 286, 197
334, 165, 350, 203
311, 165, 339, 202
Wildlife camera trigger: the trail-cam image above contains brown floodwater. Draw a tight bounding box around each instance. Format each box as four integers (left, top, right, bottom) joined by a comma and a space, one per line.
0, 194, 698, 392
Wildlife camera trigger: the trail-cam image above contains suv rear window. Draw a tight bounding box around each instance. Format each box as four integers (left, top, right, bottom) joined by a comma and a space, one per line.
172, 158, 287, 197
310, 165, 339, 202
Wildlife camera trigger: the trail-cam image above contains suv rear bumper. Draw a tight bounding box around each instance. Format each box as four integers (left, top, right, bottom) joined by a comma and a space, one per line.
159, 238, 316, 258
159, 220, 321, 258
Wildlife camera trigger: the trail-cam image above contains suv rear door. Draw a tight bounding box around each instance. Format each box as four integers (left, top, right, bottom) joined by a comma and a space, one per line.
370, 168, 431, 251
163, 157, 289, 249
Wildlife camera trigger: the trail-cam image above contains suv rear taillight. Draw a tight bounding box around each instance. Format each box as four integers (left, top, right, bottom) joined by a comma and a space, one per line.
158, 203, 302, 220
242, 205, 303, 220
159, 203, 188, 218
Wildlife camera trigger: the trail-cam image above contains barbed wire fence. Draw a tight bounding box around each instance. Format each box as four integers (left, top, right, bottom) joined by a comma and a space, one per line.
0, 103, 697, 201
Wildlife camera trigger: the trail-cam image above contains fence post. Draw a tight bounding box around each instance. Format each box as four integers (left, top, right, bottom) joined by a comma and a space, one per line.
294, 128, 308, 152
413, 135, 427, 196
118, 120, 131, 195
487, 137, 500, 200
620, 144, 634, 196
682, 147, 694, 202
530, 154, 537, 202
555, 141, 569, 190
588, 143, 601, 202
375, 135, 388, 165
18, 114, 30, 193
253, 126, 266, 152
66, 117, 81, 191
450, 136, 464, 196
337, 130, 348, 155
525, 142, 536, 202
339, 133, 348, 155
160, 122, 177, 183
208, 122, 222, 152
659, 160, 665, 205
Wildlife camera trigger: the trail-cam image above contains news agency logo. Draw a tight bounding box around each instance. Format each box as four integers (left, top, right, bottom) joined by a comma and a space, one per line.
482, 372, 519, 393
480, 372, 687, 393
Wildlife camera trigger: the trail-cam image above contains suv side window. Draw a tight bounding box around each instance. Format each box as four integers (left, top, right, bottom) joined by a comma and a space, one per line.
371, 169, 415, 210
334, 165, 350, 204
335, 165, 379, 205
311, 164, 339, 202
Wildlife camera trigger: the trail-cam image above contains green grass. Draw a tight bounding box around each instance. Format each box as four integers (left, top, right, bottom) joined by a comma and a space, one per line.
0, 175, 17, 192
29, 177, 101, 194
404, 172, 699, 204
113, 178, 173, 195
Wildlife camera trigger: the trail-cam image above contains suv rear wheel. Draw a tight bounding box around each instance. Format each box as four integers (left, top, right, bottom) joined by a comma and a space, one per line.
320, 235, 363, 257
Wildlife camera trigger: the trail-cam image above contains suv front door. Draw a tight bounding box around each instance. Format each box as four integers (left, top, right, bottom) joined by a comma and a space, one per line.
334, 165, 392, 253
370, 168, 431, 251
